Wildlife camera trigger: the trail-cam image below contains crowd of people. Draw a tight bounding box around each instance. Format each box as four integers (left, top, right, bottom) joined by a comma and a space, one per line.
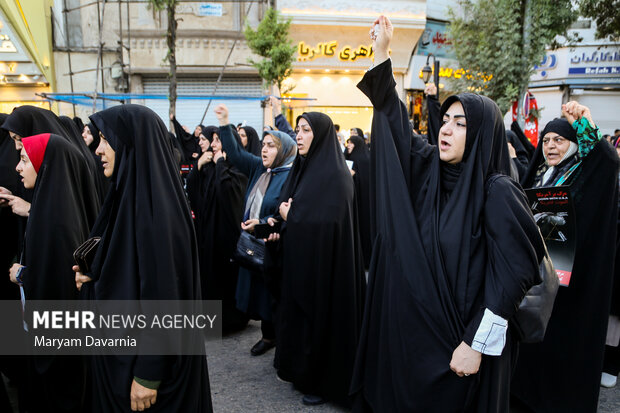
0, 14, 619, 413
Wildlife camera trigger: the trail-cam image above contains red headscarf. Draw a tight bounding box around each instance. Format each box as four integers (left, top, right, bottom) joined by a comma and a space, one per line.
22, 133, 51, 173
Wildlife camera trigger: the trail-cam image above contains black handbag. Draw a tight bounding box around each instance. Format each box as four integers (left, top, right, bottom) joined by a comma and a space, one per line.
512, 238, 560, 343
73, 237, 102, 273
233, 231, 265, 272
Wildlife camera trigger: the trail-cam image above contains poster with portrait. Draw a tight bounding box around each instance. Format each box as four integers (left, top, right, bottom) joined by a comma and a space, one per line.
525, 187, 576, 286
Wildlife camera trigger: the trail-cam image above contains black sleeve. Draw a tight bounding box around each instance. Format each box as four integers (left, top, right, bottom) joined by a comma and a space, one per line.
426, 94, 441, 146
274, 114, 296, 140
481, 176, 545, 319
357, 59, 433, 184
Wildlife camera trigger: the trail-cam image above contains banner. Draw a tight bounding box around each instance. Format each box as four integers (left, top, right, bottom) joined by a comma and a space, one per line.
525, 187, 576, 286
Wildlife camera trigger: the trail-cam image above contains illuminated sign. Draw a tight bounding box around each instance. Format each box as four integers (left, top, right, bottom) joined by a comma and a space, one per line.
0, 62, 18, 73
297, 41, 378, 62
418, 67, 493, 82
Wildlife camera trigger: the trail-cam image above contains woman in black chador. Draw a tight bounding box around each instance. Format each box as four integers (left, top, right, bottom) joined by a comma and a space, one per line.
345, 135, 372, 269
350, 16, 545, 412
271, 110, 366, 406
170, 114, 202, 166
238, 125, 262, 156
9, 133, 99, 412
74, 104, 213, 412
512, 104, 619, 412
1, 105, 105, 204
186, 125, 249, 331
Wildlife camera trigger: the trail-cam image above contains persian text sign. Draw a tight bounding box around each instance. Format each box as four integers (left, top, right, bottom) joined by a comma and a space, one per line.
296, 41, 375, 62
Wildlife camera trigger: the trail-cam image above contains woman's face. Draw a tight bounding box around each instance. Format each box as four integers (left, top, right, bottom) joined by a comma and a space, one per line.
210, 133, 222, 153
15, 148, 37, 189
439, 101, 467, 164
193, 126, 202, 137
350, 128, 358, 137
9, 131, 22, 150
542, 133, 571, 167
295, 118, 314, 156
198, 134, 210, 153
346, 139, 355, 154
262, 135, 279, 168
95, 133, 116, 177
82, 126, 94, 146
239, 128, 248, 148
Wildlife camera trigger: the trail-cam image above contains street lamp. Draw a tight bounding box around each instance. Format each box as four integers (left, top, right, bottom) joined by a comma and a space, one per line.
422, 53, 440, 99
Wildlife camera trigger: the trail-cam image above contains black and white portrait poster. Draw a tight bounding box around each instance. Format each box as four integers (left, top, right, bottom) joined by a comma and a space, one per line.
525, 187, 576, 286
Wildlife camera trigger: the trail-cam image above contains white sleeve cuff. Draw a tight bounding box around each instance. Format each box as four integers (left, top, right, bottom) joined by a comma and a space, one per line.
470, 308, 507, 356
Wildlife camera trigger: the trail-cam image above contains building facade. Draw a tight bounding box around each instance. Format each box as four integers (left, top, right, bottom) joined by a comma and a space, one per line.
51, 0, 271, 131
0, 0, 55, 114
529, 20, 620, 136
278, 0, 426, 135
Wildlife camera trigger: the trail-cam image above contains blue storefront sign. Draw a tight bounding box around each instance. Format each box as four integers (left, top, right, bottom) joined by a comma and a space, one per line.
197, 3, 223, 17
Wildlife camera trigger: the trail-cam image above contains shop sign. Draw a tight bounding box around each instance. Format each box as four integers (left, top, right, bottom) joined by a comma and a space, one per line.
296, 41, 376, 62
534, 54, 557, 78
197, 3, 223, 17
416, 20, 455, 60
418, 66, 493, 82
568, 48, 620, 76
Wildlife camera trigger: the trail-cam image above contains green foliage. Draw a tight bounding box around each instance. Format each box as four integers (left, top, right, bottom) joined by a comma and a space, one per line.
579, 0, 620, 40
244, 8, 296, 95
147, 0, 176, 11
448, 0, 577, 113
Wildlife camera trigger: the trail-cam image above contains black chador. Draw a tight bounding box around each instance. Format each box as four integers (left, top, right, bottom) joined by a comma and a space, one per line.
171, 115, 201, 166
0, 113, 22, 300
186, 126, 249, 331
21, 133, 100, 412
350, 59, 544, 412
86, 104, 213, 412
274, 112, 366, 405
239, 125, 262, 156
513, 118, 619, 413
345, 135, 372, 269
59, 115, 108, 203
1, 106, 105, 204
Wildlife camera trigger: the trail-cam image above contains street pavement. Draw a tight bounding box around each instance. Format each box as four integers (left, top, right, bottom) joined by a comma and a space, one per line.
209, 321, 620, 413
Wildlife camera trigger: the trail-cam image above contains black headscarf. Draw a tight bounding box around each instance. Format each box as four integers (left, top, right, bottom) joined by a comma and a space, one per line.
87, 104, 212, 412
171, 116, 201, 165
540, 118, 577, 143
240, 126, 261, 156
345, 135, 372, 268
510, 120, 536, 158
59, 115, 108, 203
73, 116, 84, 134
351, 127, 365, 139
506, 129, 531, 179
351, 60, 543, 412
275, 111, 365, 404
520, 118, 582, 189
86, 122, 101, 152
0, 113, 22, 300
2, 105, 71, 138
1, 106, 105, 203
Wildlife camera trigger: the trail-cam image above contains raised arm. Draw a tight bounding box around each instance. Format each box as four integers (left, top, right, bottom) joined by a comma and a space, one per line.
424, 83, 441, 146
271, 97, 296, 139
214, 104, 263, 178
562, 101, 602, 158
357, 15, 432, 186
